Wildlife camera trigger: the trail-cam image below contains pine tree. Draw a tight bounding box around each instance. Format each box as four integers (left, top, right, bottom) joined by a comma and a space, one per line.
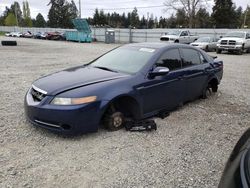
47, 0, 78, 28
93, 8, 100, 26
35, 13, 46, 27
195, 8, 211, 28
130, 8, 139, 28
212, 0, 236, 28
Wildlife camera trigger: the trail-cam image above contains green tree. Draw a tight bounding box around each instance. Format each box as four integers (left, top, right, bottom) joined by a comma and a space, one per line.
47, 0, 78, 28
243, 6, 250, 28
212, 0, 236, 28
233, 6, 243, 28
23, 1, 32, 27
4, 13, 17, 26
176, 9, 187, 28
130, 7, 139, 28
35, 13, 46, 27
166, 14, 177, 28
99, 10, 107, 26
10, 1, 23, 26
195, 8, 211, 28
0, 16, 4, 25
93, 8, 100, 25
159, 17, 167, 28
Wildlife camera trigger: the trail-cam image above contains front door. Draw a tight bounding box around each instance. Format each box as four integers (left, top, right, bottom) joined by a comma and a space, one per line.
138, 48, 186, 115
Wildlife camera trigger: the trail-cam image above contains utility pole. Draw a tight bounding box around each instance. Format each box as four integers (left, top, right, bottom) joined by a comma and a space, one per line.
79, 0, 82, 18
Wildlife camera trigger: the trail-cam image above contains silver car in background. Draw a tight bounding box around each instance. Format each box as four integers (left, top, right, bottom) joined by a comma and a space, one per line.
190, 36, 219, 52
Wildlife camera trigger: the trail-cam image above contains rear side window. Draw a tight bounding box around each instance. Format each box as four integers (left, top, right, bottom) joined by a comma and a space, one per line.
181, 48, 201, 67
156, 49, 182, 71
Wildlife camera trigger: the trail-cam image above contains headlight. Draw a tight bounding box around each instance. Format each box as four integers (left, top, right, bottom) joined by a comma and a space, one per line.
51, 96, 97, 105
236, 41, 243, 45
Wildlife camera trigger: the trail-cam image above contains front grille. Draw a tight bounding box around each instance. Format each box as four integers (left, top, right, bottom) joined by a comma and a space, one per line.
221, 40, 228, 45
31, 88, 46, 102
229, 40, 236, 45
160, 37, 169, 41
220, 40, 236, 45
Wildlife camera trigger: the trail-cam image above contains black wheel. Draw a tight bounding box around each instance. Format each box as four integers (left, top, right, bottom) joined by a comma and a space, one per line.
216, 48, 222, 54
1, 41, 17, 46
174, 40, 179, 43
202, 85, 212, 99
238, 48, 243, 55
104, 110, 124, 131
205, 45, 209, 52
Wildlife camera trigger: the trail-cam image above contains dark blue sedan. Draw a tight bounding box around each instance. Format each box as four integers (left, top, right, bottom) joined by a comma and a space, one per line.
25, 43, 223, 135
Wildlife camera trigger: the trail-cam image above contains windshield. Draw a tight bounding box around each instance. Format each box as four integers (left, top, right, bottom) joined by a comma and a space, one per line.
196, 37, 211, 42
225, 32, 245, 38
167, 30, 181, 35
90, 47, 155, 74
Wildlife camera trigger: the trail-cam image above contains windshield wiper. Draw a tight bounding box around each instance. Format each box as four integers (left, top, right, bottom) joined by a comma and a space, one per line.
93, 66, 118, 73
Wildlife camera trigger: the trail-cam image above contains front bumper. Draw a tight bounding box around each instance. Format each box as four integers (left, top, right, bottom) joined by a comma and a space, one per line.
24, 89, 105, 135
217, 44, 243, 51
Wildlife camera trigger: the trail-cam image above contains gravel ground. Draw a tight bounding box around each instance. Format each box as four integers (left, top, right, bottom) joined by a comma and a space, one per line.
0, 37, 249, 188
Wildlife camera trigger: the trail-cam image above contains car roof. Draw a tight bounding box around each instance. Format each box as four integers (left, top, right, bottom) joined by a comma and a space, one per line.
124, 42, 187, 49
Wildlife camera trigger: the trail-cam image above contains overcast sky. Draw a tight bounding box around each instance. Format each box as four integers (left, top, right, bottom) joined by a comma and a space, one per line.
0, 0, 249, 20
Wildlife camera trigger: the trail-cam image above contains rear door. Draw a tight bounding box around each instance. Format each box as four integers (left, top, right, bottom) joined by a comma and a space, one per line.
138, 48, 185, 115
180, 48, 211, 101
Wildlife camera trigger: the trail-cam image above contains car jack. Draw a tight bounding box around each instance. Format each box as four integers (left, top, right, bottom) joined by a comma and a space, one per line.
125, 119, 157, 132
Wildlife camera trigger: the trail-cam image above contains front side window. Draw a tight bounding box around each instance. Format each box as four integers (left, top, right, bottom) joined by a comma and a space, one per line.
156, 49, 182, 71
181, 31, 188, 36
181, 48, 201, 67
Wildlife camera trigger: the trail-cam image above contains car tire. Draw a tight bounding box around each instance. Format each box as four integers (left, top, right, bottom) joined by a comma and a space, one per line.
216, 49, 222, 54
238, 48, 243, 55
205, 45, 209, 52
104, 111, 124, 131
1, 41, 17, 46
202, 85, 212, 99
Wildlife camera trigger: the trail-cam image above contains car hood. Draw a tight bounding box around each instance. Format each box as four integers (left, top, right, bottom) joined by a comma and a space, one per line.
191, 42, 209, 45
221, 37, 244, 41
32, 66, 129, 95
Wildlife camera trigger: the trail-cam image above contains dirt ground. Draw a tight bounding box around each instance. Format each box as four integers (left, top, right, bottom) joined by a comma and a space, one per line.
0, 37, 249, 188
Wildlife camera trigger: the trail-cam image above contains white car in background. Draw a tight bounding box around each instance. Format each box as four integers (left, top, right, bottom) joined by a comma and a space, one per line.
190, 36, 219, 52
5, 32, 22, 37
216, 31, 250, 54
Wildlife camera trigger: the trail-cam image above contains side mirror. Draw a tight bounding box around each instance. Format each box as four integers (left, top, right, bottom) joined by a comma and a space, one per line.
148, 67, 170, 79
